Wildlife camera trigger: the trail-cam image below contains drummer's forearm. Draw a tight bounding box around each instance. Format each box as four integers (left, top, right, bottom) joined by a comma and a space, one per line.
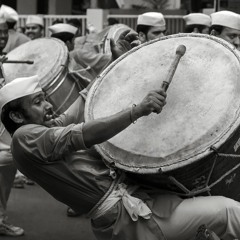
82, 106, 142, 148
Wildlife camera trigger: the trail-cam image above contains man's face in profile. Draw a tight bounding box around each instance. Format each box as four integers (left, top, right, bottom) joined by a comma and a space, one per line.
0, 22, 8, 50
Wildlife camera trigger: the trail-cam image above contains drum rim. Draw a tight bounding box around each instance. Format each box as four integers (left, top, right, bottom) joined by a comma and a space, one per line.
85, 33, 240, 173
103, 23, 132, 54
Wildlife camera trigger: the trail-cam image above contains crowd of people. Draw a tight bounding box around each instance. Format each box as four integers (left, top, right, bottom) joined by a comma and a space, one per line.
0, 3, 240, 240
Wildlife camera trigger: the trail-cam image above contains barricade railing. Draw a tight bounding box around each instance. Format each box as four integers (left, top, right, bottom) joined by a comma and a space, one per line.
18, 14, 184, 37
18, 15, 87, 37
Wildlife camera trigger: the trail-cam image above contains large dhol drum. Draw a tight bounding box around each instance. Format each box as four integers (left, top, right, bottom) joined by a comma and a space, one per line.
3, 38, 82, 114
85, 33, 240, 201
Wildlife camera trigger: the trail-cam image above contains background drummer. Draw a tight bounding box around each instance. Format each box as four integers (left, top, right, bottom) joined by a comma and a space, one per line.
48, 23, 78, 51
50, 23, 116, 90
136, 12, 167, 43
25, 15, 44, 40
183, 13, 211, 34
0, 17, 24, 237
0, 4, 30, 54
66, 18, 82, 38
210, 10, 240, 50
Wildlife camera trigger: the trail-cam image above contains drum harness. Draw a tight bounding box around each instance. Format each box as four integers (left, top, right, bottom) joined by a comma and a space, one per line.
87, 168, 152, 221
167, 146, 240, 197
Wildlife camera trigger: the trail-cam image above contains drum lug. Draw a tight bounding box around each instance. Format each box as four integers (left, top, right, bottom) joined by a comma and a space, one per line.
210, 146, 219, 155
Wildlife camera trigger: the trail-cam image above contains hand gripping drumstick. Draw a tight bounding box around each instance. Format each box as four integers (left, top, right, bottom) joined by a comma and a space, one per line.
161, 45, 186, 92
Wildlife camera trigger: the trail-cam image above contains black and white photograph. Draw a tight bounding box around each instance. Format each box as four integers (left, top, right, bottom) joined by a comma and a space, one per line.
0, 0, 240, 239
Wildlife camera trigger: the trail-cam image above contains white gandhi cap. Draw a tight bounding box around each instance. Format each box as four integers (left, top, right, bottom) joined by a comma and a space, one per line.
48, 23, 78, 35
211, 11, 240, 30
26, 15, 44, 27
137, 12, 166, 27
183, 13, 211, 27
0, 4, 18, 22
0, 75, 42, 114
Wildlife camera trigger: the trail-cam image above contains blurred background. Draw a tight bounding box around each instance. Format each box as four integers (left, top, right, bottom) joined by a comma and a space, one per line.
0, 0, 239, 36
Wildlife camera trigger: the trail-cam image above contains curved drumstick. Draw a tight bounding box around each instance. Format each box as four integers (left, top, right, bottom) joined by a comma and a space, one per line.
161, 44, 186, 92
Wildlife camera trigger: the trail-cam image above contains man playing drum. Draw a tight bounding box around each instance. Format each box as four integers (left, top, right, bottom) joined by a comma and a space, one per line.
136, 12, 167, 43
210, 10, 240, 50
0, 32, 240, 240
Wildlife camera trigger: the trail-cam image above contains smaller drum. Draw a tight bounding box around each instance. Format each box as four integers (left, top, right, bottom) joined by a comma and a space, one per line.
3, 38, 82, 114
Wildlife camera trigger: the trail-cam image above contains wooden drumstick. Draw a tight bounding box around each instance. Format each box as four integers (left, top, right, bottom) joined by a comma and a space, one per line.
161, 44, 186, 92
4, 60, 34, 64
0, 56, 34, 64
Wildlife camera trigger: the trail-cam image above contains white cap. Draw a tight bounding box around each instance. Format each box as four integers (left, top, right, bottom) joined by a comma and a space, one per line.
26, 15, 44, 27
137, 12, 166, 27
0, 75, 42, 113
48, 23, 77, 35
0, 4, 18, 22
211, 11, 240, 30
183, 13, 211, 27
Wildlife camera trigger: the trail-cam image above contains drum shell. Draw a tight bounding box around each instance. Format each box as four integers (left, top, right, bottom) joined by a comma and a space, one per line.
41, 67, 83, 114
127, 125, 240, 201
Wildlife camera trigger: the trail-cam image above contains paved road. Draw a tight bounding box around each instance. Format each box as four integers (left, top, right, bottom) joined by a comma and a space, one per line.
6, 184, 96, 240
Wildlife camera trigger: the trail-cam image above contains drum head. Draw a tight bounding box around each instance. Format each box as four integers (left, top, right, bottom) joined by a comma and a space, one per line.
3, 38, 68, 88
85, 33, 240, 173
